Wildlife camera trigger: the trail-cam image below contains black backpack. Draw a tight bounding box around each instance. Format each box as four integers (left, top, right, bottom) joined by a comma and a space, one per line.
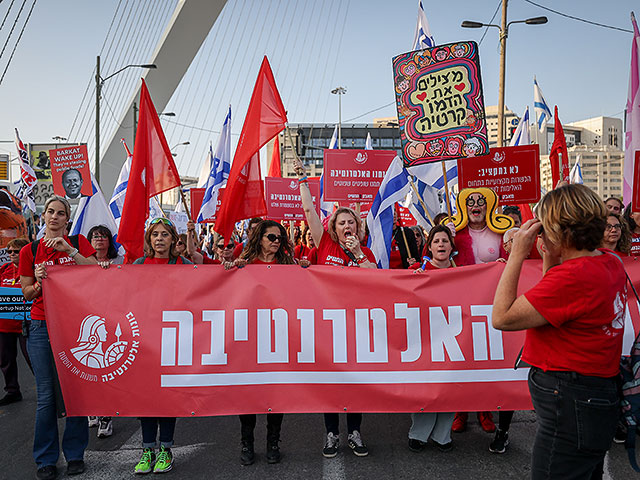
30, 235, 81, 260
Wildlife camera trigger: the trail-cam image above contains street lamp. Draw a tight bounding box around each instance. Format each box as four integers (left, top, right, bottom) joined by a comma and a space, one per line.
462, 2, 547, 147
171, 141, 190, 150
52, 136, 67, 142
95, 56, 156, 185
331, 86, 347, 149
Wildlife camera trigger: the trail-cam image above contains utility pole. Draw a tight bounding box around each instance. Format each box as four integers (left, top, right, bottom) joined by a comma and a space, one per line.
95, 55, 101, 184
133, 102, 138, 146
497, 0, 508, 147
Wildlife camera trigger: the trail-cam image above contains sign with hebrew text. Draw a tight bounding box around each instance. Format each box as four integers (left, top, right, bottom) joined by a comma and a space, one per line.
393, 41, 489, 167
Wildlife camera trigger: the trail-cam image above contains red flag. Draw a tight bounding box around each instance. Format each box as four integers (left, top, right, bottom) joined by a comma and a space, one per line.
268, 137, 282, 177
549, 106, 569, 186
215, 56, 288, 241
118, 79, 181, 263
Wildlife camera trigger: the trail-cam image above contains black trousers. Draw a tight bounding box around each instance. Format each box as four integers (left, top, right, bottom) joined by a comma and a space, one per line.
239, 413, 283, 443
0, 331, 31, 394
324, 412, 362, 435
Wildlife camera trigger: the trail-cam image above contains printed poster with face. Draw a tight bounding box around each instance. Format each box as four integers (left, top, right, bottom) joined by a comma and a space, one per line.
49, 145, 93, 200
393, 41, 489, 167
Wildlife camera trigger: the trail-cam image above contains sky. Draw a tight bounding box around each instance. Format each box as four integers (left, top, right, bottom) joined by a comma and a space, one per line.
0, 0, 636, 181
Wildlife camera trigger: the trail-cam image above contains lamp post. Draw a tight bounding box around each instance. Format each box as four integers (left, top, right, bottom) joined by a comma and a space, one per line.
95, 56, 156, 185
331, 86, 347, 149
462, 3, 547, 147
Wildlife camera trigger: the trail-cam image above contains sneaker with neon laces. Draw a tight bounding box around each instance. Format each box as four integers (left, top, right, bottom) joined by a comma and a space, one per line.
134, 448, 155, 474
97, 417, 113, 438
88, 416, 99, 428
322, 432, 339, 458
451, 412, 468, 433
478, 411, 496, 433
489, 429, 509, 453
347, 430, 368, 457
153, 446, 173, 473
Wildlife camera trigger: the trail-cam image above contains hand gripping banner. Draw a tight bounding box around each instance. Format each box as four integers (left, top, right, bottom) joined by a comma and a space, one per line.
43, 260, 640, 417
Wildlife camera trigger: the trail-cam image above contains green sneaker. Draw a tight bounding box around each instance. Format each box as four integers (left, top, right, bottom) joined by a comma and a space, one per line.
153, 446, 173, 473
134, 448, 155, 474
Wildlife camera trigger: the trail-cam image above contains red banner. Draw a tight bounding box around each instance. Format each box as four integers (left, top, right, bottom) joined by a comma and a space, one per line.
323, 149, 396, 202
43, 260, 640, 417
457, 145, 541, 205
633, 151, 640, 212
265, 176, 320, 221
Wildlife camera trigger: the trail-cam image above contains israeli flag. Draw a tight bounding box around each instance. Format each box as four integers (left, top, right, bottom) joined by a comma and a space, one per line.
407, 160, 458, 191
365, 132, 373, 150
570, 155, 583, 185
366, 156, 412, 269
198, 107, 231, 223
328, 125, 338, 149
533, 77, 552, 132
404, 176, 440, 229
509, 107, 530, 146
413, 0, 435, 50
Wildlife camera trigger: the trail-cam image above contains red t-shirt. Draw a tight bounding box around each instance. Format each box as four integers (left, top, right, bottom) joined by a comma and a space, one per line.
19, 236, 96, 320
316, 231, 376, 267
308, 247, 318, 265
522, 250, 626, 377
422, 261, 453, 271
250, 258, 276, 265
0, 262, 22, 333
294, 245, 311, 260
389, 239, 404, 269
141, 257, 187, 264
233, 243, 244, 259
630, 233, 640, 257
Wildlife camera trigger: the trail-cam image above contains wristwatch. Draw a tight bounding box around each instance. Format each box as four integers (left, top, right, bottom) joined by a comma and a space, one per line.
356, 253, 367, 264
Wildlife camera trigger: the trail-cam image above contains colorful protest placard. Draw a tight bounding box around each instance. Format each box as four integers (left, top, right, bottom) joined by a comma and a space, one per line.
457, 145, 541, 205
323, 150, 396, 202
265, 177, 320, 221
0, 286, 31, 321
393, 41, 489, 167
49, 145, 93, 199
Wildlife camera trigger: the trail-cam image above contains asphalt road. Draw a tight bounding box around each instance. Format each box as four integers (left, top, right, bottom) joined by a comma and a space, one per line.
0, 355, 634, 480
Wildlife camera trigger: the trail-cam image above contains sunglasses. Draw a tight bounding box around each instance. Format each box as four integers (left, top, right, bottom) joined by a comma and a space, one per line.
264, 233, 285, 243
7, 249, 20, 254
176, 240, 185, 246
466, 196, 486, 207
150, 217, 174, 227
217, 243, 235, 250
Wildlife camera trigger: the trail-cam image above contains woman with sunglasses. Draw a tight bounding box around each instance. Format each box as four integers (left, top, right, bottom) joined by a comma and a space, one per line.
234, 220, 302, 466
19, 196, 98, 480
292, 157, 375, 459
492, 184, 625, 479
0, 238, 31, 407
602, 213, 631, 255
132, 217, 192, 475
87, 225, 122, 265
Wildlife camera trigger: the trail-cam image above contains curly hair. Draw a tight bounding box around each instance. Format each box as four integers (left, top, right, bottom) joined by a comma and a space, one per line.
144, 219, 180, 260
327, 207, 363, 243
606, 213, 631, 254
537, 184, 606, 251
240, 220, 295, 264
87, 225, 118, 259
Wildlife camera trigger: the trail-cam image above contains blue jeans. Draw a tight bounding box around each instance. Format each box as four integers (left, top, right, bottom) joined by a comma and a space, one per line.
528, 367, 619, 480
140, 418, 176, 448
27, 320, 88, 467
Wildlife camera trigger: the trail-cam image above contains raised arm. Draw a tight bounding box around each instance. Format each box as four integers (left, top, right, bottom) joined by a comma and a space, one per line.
292, 157, 324, 248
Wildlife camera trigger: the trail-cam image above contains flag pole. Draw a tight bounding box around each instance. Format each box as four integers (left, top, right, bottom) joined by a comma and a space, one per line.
179, 187, 191, 219
441, 161, 453, 221
407, 175, 435, 225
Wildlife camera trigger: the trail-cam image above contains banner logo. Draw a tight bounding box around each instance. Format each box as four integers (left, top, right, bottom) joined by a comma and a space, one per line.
491, 151, 505, 164
354, 152, 368, 165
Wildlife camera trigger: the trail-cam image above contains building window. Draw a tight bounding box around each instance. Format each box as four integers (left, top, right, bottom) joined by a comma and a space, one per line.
381, 138, 393, 147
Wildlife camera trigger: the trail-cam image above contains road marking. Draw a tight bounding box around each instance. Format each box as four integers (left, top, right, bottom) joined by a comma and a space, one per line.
603, 451, 612, 480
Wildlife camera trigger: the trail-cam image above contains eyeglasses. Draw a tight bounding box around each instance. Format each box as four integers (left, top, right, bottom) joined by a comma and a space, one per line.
264, 233, 285, 243
606, 223, 622, 231
6, 249, 20, 254
217, 243, 235, 250
150, 217, 174, 227
466, 196, 486, 207
91, 234, 108, 240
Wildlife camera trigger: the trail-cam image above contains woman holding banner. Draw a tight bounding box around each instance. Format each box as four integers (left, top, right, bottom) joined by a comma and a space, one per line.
409, 225, 456, 452
132, 218, 192, 475
492, 184, 625, 479
19, 196, 98, 480
293, 156, 375, 458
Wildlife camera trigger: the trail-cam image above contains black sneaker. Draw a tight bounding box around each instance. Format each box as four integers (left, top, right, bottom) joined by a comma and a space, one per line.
240, 440, 254, 466
0, 392, 22, 406
322, 432, 339, 458
36, 465, 57, 480
347, 430, 369, 457
489, 429, 509, 454
434, 440, 453, 452
408, 438, 427, 452
614, 422, 627, 444
266, 437, 281, 464
66, 460, 85, 476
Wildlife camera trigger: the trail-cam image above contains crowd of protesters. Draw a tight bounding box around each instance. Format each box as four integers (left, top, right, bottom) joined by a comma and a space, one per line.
0, 180, 633, 479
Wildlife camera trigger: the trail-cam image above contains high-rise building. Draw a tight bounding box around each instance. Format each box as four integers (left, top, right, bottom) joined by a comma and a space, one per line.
483, 105, 519, 147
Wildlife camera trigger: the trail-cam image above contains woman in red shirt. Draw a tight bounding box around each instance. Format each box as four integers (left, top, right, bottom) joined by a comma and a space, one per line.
19, 196, 98, 480
294, 226, 314, 261
492, 184, 625, 479
292, 157, 375, 459
133, 218, 191, 475
601, 213, 630, 255
0, 237, 31, 406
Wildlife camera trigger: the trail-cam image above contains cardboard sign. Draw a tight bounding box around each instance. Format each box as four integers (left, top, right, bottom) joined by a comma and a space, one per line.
323, 149, 396, 202
457, 145, 541, 205
168, 212, 189, 234
393, 41, 489, 167
265, 177, 320, 221
49, 145, 93, 199
632, 151, 640, 212
0, 286, 31, 321
190, 187, 224, 223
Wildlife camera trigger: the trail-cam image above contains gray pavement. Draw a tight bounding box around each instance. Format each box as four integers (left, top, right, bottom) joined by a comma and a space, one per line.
0, 354, 634, 480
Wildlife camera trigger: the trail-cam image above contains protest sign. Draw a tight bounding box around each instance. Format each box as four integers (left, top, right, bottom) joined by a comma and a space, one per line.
265, 177, 320, 221
190, 188, 224, 223
168, 212, 189, 234
632, 151, 640, 212
49, 145, 93, 199
44, 259, 640, 417
458, 145, 541, 205
0, 286, 31, 321
323, 150, 396, 202
393, 41, 489, 167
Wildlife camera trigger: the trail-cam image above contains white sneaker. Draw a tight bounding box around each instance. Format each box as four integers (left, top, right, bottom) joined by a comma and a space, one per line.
97, 417, 113, 438
88, 416, 99, 427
